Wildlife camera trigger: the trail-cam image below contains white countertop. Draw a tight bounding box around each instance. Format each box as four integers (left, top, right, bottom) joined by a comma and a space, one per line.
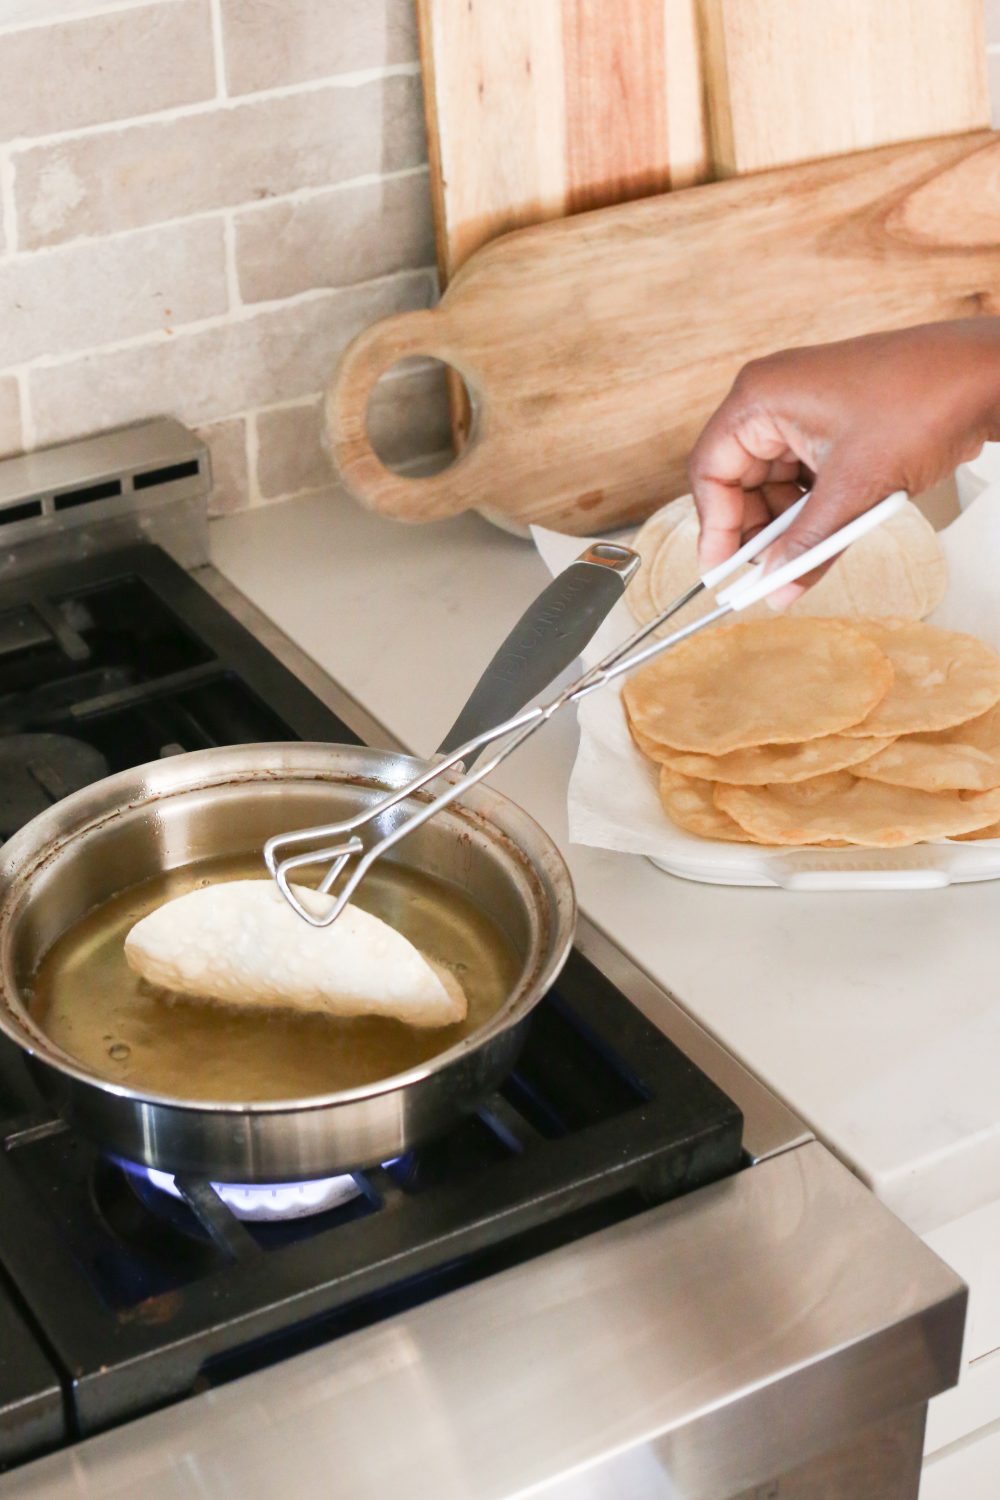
211, 490, 1000, 1239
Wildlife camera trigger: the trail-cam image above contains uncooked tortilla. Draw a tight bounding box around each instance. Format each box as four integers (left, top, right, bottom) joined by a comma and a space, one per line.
629, 494, 946, 628
627, 498, 693, 630
125, 879, 467, 1028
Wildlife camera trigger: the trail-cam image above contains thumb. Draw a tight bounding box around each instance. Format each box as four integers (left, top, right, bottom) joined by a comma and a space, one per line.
761, 458, 888, 611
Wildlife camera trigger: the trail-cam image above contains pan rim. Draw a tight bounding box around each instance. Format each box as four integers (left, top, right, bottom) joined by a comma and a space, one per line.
0, 742, 576, 1117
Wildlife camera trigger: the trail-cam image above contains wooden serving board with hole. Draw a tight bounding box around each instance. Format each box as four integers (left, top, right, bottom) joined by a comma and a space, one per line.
416, 0, 711, 451
327, 130, 1000, 536
416, 0, 987, 454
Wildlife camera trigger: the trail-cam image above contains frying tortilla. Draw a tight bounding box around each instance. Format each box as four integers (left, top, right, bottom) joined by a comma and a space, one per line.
125, 878, 468, 1029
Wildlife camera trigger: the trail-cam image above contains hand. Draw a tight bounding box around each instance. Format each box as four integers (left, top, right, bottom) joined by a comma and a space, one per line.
688, 319, 1000, 607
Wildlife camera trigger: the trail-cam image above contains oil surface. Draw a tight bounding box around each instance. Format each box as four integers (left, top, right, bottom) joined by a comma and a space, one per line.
28, 853, 519, 1103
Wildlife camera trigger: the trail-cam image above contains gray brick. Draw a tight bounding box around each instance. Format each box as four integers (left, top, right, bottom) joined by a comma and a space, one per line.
29, 270, 433, 444
199, 415, 249, 514
0, 1, 215, 142
255, 399, 330, 498
0, 218, 227, 367
236, 171, 434, 303
221, 0, 417, 95
366, 360, 452, 469
14, 72, 426, 249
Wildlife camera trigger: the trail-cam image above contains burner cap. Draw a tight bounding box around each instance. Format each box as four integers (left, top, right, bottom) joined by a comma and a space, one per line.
0, 733, 109, 839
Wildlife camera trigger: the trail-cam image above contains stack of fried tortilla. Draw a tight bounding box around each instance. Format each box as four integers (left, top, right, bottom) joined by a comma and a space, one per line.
623, 615, 1000, 848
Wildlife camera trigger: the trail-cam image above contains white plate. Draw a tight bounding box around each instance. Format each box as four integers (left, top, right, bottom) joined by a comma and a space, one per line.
646, 830, 1000, 891
569, 672, 1000, 893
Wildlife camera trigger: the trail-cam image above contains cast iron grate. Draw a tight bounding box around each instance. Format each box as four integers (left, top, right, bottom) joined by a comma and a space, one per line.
0, 546, 363, 835
0, 567, 346, 742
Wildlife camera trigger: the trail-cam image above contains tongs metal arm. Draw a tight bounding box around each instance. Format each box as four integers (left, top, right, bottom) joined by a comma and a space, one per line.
575, 489, 908, 690
269, 491, 907, 928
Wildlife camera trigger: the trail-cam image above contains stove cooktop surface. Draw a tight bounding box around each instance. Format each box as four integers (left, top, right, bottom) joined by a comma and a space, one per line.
0, 544, 346, 821
0, 545, 743, 1471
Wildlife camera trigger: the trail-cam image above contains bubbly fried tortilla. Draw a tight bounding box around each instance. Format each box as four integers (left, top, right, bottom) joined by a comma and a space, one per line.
716, 773, 1000, 848
623, 617, 893, 755
854, 702, 1000, 792
658, 767, 757, 843
125, 879, 467, 1029
635, 717, 896, 785
843, 619, 1000, 737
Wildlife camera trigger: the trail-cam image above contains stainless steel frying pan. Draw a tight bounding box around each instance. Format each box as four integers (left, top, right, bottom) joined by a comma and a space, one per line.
0, 545, 636, 1182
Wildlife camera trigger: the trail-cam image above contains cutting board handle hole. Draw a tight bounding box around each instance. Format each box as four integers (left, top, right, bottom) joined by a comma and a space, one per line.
366, 357, 474, 477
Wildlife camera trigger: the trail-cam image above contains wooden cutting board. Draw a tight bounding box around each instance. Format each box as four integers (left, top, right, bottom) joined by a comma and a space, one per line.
702, 0, 989, 177
418, 0, 709, 285
418, 0, 709, 449
327, 130, 1000, 536
418, 1, 988, 453
419, 0, 988, 279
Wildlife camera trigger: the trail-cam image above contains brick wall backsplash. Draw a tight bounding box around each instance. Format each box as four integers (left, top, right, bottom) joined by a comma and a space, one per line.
0, 2, 997, 516
0, 0, 443, 514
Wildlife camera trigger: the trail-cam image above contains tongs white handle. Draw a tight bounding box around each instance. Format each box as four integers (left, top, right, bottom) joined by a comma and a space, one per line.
592, 488, 910, 685
699, 493, 809, 591
717, 491, 908, 611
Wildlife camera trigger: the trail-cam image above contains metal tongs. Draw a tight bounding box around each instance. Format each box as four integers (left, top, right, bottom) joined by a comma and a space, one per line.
266, 491, 908, 926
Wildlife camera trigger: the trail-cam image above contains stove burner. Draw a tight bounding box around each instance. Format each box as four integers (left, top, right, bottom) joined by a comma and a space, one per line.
128, 1162, 364, 1223
0, 733, 109, 838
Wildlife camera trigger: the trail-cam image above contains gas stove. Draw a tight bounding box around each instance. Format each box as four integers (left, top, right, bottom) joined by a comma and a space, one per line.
0, 429, 744, 1471
0, 426, 967, 1500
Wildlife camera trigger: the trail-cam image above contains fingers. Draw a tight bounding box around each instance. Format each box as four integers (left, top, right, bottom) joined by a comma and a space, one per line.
691, 474, 748, 571
759, 478, 805, 517
691, 457, 800, 570
691, 466, 803, 571
762, 453, 890, 610
689, 406, 754, 571
689, 376, 806, 570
